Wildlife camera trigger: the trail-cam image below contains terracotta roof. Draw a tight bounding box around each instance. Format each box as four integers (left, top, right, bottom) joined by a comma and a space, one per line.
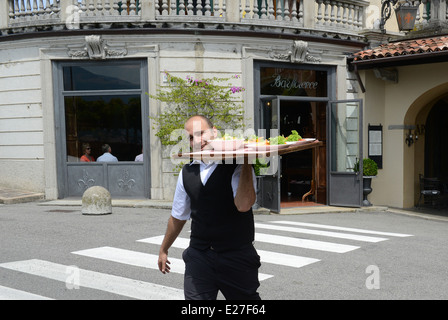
352, 35, 448, 61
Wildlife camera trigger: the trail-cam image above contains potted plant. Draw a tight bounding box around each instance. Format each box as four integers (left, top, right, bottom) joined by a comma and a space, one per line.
354, 158, 378, 206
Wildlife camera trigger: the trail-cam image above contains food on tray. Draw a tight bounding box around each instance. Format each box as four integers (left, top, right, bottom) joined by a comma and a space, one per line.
286, 130, 302, 142
208, 134, 244, 151
269, 135, 287, 145
246, 135, 269, 146
208, 130, 308, 151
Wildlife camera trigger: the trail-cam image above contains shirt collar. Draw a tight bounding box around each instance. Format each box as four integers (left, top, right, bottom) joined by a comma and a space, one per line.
190, 159, 220, 167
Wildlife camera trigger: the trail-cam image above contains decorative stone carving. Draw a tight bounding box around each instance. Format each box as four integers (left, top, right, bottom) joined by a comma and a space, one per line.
291, 40, 308, 62
290, 40, 321, 63
78, 169, 95, 191
117, 169, 136, 192
268, 40, 321, 64
85, 35, 105, 59
68, 35, 128, 59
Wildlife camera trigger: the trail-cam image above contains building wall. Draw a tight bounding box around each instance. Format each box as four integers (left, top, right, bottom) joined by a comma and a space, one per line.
0, 45, 45, 192
361, 62, 448, 208
0, 33, 360, 200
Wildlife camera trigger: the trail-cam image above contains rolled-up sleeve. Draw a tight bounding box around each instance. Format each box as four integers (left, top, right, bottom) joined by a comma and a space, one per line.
171, 168, 191, 220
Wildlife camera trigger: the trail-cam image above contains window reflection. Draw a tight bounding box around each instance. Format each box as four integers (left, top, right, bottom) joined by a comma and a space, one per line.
65, 95, 142, 162
63, 64, 140, 91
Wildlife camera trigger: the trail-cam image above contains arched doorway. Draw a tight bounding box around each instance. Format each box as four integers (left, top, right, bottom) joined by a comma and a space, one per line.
406, 88, 448, 207
404, 83, 448, 207
424, 95, 448, 184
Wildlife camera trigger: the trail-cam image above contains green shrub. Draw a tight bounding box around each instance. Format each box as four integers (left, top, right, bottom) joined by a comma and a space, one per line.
354, 158, 378, 176
148, 73, 245, 146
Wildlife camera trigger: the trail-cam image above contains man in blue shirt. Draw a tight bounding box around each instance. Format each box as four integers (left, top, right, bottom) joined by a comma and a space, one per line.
97, 144, 118, 162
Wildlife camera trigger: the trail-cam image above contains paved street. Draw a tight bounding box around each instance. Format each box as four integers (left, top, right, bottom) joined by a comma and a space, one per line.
1, 201, 448, 301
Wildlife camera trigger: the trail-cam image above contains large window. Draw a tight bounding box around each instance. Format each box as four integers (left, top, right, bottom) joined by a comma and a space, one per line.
62, 61, 144, 162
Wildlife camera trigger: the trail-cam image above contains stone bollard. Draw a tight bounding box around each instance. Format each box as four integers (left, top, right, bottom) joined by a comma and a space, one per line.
82, 186, 112, 215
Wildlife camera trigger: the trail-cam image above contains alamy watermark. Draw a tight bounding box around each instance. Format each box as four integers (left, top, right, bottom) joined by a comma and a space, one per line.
365, 265, 380, 290
66, 5, 80, 30
66, 265, 80, 290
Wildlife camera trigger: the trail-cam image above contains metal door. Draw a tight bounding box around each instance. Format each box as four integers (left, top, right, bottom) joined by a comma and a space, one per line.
256, 97, 281, 213
328, 99, 363, 207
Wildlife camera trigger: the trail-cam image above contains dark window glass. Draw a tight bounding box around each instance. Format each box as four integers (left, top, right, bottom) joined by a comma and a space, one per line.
260, 67, 327, 97
63, 65, 141, 91
65, 95, 142, 162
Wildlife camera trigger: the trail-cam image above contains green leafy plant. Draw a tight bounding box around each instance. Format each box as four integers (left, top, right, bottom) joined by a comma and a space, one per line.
253, 158, 269, 176
148, 72, 245, 146
354, 158, 378, 177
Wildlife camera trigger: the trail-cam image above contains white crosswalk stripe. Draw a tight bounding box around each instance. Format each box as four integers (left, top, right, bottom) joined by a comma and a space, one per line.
254, 223, 389, 242
255, 232, 359, 253
271, 221, 413, 237
72, 246, 274, 281
138, 236, 321, 269
0, 220, 414, 300
0, 285, 53, 300
0, 259, 184, 300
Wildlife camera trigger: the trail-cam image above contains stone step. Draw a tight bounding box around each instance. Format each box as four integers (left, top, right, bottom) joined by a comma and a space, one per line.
0, 188, 45, 205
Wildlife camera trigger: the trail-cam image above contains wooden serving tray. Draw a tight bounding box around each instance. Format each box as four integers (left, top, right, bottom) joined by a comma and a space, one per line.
172, 139, 323, 162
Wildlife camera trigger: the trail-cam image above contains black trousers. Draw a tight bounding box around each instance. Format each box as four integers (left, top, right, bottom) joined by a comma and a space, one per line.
182, 244, 261, 300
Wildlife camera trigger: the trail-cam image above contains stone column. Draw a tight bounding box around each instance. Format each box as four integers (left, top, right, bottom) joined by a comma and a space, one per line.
429, 0, 446, 22
0, 0, 10, 30
225, 0, 240, 23
302, 0, 315, 29
141, 0, 156, 20
59, 0, 73, 26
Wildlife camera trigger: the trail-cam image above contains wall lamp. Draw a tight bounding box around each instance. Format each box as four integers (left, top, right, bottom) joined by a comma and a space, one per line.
380, 0, 418, 33
405, 128, 418, 147
388, 124, 419, 147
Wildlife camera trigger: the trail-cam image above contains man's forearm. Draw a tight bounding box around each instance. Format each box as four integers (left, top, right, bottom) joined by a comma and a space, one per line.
234, 163, 256, 212
160, 215, 187, 253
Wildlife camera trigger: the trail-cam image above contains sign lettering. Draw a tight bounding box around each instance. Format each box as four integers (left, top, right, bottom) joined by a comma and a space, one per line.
270, 75, 318, 90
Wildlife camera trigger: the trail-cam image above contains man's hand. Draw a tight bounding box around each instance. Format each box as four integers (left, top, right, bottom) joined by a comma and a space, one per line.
157, 216, 186, 274
158, 250, 171, 274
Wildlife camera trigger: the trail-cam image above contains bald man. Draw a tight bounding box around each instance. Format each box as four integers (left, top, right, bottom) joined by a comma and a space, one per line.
158, 115, 260, 300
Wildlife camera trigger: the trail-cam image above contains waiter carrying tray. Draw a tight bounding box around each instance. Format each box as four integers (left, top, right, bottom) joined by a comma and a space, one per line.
158, 115, 261, 300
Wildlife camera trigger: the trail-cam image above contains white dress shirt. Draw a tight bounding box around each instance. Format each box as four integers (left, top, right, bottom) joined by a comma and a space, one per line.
171, 161, 257, 221
97, 152, 118, 162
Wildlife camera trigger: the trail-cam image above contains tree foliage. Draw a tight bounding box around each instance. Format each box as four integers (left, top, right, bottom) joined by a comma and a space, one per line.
149, 73, 245, 145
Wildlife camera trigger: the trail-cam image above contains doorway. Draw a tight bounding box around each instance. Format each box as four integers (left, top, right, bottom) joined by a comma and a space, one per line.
425, 97, 448, 183
279, 100, 327, 208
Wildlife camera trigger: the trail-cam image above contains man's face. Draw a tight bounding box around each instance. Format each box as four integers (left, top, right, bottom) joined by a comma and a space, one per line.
185, 117, 217, 151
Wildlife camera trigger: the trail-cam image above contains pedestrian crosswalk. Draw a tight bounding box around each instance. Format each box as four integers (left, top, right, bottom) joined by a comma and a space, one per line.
0, 219, 413, 300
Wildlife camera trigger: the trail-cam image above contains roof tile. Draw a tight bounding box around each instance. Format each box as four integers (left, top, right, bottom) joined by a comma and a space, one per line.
353, 35, 448, 61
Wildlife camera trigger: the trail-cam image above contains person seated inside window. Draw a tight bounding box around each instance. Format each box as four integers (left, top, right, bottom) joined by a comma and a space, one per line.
97, 144, 118, 162
80, 143, 95, 162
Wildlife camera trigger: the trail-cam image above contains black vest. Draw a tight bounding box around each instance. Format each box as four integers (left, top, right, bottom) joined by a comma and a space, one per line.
182, 163, 255, 252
